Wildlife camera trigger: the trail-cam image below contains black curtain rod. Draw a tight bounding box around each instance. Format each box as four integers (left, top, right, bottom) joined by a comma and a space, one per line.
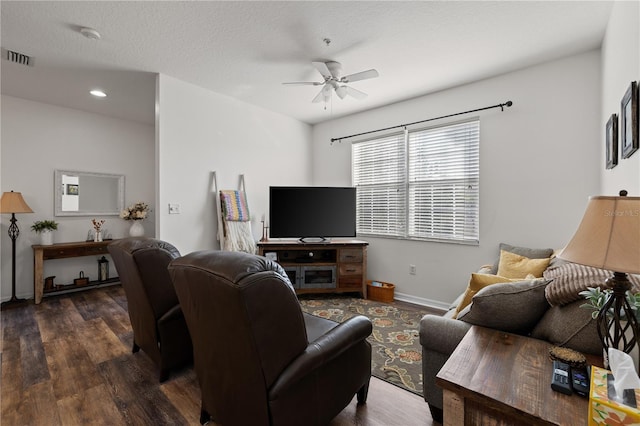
330, 100, 513, 144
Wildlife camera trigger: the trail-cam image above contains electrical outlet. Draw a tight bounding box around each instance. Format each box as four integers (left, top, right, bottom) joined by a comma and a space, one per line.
168, 203, 181, 214
409, 264, 416, 275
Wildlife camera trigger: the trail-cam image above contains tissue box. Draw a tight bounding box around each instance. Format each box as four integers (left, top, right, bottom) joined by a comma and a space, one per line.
589, 366, 640, 425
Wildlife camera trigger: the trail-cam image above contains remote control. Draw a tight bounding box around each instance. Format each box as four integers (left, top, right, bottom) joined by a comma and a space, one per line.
571, 365, 590, 397
551, 360, 572, 395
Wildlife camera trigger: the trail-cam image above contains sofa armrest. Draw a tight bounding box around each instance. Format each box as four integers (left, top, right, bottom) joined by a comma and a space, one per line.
269, 315, 372, 398
420, 314, 472, 412
420, 314, 472, 355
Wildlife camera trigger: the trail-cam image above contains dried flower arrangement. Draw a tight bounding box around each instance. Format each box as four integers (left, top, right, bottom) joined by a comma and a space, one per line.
120, 202, 150, 221
91, 218, 105, 232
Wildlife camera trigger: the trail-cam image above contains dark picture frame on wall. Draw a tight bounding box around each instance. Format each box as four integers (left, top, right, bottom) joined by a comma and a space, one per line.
620, 81, 638, 159
67, 184, 79, 195
606, 114, 618, 170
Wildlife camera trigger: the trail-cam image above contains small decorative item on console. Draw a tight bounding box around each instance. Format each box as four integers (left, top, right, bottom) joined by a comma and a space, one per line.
31, 220, 58, 245
97, 256, 109, 282
120, 202, 149, 221
44, 276, 55, 290
91, 218, 105, 242
74, 271, 89, 286
120, 202, 149, 237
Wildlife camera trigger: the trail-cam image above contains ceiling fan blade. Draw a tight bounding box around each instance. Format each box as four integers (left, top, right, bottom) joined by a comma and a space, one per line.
282, 82, 324, 86
311, 87, 325, 103
345, 86, 368, 100
312, 61, 332, 79
341, 69, 379, 83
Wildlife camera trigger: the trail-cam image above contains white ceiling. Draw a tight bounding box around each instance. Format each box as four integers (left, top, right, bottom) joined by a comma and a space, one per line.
0, 1, 613, 126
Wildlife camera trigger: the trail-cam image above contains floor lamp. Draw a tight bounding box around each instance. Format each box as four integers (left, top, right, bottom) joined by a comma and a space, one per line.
558, 191, 640, 366
1, 191, 34, 307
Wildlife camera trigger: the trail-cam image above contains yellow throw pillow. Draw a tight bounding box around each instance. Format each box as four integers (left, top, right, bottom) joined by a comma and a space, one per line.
496, 249, 551, 279
454, 273, 521, 318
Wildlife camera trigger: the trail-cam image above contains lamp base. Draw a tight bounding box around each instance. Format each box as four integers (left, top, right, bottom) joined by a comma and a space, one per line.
596, 271, 640, 368
1, 296, 28, 310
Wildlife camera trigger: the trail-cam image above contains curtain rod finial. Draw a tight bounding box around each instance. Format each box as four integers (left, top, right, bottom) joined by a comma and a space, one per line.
500, 101, 513, 111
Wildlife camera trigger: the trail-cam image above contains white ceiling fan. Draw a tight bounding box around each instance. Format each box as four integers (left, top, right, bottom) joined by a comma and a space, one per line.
283, 61, 379, 104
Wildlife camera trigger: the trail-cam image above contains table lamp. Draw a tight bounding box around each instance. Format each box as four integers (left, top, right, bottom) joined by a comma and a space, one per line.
1, 191, 34, 306
558, 191, 640, 364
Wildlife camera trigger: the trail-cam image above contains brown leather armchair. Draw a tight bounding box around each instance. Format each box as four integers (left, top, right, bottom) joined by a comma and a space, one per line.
168, 250, 373, 426
108, 237, 193, 382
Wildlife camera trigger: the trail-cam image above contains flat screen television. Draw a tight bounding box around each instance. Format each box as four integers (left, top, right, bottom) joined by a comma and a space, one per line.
269, 186, 356, 240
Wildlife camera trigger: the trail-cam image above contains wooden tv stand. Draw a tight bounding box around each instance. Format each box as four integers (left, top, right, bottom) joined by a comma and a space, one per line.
257, 240, 368, 298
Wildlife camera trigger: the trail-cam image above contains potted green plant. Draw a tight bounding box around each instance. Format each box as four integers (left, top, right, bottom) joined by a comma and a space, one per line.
31, 220, 58, 245
580, 287, 640, 320
580, 286, 640, 370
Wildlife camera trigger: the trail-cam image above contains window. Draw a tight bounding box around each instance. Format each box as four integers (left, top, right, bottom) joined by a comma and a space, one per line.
352, 119, 479, 244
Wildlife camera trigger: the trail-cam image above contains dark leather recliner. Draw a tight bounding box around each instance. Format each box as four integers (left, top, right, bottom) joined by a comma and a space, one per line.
108, 237, 193, 382
168, 250, 373, 426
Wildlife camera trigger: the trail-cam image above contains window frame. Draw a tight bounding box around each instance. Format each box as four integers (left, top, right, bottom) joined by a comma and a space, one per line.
351, 118, 480, 245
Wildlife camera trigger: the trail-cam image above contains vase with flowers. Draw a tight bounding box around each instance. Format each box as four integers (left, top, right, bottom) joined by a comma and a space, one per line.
91, 219, 105, 242
120, 202, 149, 237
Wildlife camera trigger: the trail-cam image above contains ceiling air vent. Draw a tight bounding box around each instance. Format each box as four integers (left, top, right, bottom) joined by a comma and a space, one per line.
2, 48, 34, 67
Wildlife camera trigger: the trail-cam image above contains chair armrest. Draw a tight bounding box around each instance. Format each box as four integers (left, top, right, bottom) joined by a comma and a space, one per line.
269, 315, 372, 398
158, 303, 183, 325
419, 314, 472, 355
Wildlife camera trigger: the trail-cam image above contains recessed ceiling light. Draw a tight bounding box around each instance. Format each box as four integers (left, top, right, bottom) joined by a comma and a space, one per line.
90, 89, 107, 98
80, 27, 101, 40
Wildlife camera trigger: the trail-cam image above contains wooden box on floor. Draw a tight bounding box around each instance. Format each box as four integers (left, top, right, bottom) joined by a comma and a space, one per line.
366, 280, 395, 303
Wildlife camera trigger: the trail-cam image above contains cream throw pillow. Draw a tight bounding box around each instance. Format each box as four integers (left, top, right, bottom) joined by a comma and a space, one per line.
496, 249, 551, 279
454, 273, 521, 318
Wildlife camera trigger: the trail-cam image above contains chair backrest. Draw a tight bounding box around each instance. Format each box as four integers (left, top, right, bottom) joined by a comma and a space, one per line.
108, 237, 181, 356
168, 250, 309, 425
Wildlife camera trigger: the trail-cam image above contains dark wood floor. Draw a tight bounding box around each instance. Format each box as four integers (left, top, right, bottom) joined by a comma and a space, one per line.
1, 285, 439, 425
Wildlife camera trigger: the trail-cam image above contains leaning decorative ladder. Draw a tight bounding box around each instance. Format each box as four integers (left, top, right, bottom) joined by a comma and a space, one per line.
212, 172, 257, 254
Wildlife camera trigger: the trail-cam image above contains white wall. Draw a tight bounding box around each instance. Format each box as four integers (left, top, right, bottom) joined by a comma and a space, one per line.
312, 51, 602, 307
156, 74, 312, 254
1, 96, 154, 301
600, 1, 640, 195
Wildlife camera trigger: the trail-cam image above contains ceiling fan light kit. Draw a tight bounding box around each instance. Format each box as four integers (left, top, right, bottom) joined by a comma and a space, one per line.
283, 60, 379, 105
336, 86, 348, 99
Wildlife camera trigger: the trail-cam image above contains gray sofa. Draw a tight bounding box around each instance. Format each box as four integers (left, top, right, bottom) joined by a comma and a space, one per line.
418, 243, 626, 423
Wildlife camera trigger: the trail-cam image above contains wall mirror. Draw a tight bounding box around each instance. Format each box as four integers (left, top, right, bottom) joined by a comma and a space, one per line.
54, 170, 125, 217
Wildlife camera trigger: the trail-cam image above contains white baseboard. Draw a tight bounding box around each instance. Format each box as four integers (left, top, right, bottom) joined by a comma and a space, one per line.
393, 291, 449, 311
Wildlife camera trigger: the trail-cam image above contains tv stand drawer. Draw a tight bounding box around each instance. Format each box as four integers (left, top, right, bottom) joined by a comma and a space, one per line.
339, 249, 363, 263
339, 276, 364, 289
339, 264, 363, 276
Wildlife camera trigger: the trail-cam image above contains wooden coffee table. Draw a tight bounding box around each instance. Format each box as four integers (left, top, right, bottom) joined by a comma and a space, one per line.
436, 325, 602, 425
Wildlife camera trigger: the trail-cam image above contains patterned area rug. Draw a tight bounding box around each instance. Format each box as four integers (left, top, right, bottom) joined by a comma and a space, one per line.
299, 296, 437, 396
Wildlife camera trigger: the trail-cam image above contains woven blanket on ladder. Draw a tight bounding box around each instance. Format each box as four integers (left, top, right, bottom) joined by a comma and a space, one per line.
219, 190, 256, 253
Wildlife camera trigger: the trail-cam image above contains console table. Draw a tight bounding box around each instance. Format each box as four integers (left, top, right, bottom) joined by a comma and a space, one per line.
436, 326, 603, 425
32, 240, 120, 304
257, 240, 368, 297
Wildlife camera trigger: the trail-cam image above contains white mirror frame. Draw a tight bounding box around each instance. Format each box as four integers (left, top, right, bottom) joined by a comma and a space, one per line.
54, 169, 125, 217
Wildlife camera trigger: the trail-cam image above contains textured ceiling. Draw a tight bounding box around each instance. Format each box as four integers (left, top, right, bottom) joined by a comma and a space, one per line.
0, 1, 613, 125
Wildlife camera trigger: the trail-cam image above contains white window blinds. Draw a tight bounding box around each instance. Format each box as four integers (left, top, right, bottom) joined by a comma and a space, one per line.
352, 119, 479, 244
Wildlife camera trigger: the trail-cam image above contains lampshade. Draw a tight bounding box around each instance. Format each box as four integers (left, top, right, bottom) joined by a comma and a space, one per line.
0, 191, 34, 214
558, 194, 640, 274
